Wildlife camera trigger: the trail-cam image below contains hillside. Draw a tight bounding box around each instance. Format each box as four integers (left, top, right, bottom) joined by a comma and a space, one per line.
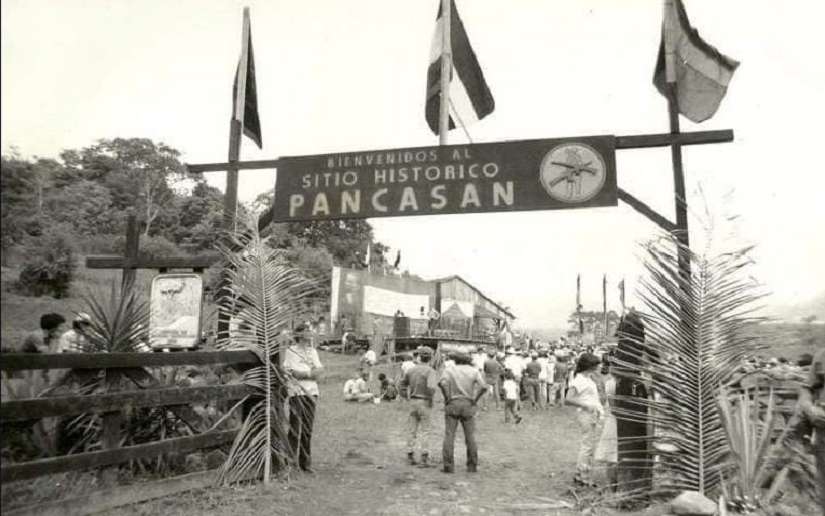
767, 291, 825, 322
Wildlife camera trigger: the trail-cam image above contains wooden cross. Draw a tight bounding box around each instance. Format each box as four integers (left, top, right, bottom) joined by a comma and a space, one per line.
85, 211, 219, 292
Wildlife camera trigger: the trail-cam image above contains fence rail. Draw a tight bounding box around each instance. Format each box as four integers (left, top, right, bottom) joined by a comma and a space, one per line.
0, 350, 261, 500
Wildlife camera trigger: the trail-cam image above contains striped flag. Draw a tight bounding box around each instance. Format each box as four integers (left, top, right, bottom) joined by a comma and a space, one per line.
232, 8, 262, 149
425, 0, 495, 135
653, 0, 739, 123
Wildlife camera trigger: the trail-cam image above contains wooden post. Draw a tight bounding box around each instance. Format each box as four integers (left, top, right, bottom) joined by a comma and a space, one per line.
602, 274, 607, 343
122, 212, 140, 293
438, 0, 452, 145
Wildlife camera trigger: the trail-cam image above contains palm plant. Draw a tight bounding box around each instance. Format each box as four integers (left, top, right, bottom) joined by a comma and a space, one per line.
611, 230, 766, 497
717, 387, 791, 512
214, 217, 318, 485
81, 280, 150, 353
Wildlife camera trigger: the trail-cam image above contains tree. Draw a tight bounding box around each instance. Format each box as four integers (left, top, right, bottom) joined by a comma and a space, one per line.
60, 138, 188, 235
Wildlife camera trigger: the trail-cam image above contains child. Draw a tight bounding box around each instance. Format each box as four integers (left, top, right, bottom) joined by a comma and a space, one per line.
566, 353, 604, 487
378, 373, 398, 401
501, 370, 522, 424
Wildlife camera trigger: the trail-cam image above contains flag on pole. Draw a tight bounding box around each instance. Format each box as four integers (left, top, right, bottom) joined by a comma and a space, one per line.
425, 0, 494, 135
393, 250, 401, 269
232, 8, 263, 149
602, 274, 607, 310
365, 243, 371, 272
653, 0, 739, 123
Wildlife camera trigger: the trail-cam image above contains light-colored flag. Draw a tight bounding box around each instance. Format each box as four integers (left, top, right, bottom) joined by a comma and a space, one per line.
653, 0, 739, 123
365, 243, 371, 272
425, 0, 494, 134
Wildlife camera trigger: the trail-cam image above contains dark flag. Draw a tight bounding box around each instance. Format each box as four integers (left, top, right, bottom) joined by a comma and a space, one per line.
393, 250, 401, 269
425, 0, 494, 134
232, 9, 262, 149
653, 0, 739, 123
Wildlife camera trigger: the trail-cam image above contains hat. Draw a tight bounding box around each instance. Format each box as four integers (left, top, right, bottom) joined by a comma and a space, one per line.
530, 352, 538, 358
505, 347, 515, 354
416, 346, 433, 356
74, 312, 92, 324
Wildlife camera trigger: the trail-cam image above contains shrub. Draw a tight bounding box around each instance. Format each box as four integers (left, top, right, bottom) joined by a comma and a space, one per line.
15, 228, 76, 298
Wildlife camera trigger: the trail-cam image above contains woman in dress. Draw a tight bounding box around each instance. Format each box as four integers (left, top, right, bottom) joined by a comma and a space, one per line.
565, 353, 604, 486
595, 353, 618, 489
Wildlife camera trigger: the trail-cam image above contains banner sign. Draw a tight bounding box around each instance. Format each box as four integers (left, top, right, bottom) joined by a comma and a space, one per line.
150, 273, 203, 350
272, 136, 617, 222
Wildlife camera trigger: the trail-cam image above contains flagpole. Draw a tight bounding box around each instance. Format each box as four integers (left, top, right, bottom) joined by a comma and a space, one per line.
602, 274, 607, 343
663, 0, 691, 280
438, 0, 452, 145
218, 7, 250, 360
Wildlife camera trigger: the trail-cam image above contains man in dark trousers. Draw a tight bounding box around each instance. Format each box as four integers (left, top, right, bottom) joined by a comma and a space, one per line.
613, 310, 652, 501
438, 351, 487, 473
283, 324, 324, 473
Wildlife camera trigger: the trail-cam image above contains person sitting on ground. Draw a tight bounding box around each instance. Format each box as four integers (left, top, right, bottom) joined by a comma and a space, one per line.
343, 370, 375, 403
19, 312, 66, 353
378, 373, 398, 401
57, 313, 94, 353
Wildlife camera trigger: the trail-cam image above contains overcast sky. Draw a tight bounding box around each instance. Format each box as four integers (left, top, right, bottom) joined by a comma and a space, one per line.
3, 0, 823, 329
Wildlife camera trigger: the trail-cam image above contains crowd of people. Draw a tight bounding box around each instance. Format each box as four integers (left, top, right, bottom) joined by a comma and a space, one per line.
331, 340, 620, 485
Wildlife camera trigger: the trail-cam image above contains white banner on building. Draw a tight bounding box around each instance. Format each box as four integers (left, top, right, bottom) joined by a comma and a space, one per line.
441, 298, 475, 318
363, 286, 429, 319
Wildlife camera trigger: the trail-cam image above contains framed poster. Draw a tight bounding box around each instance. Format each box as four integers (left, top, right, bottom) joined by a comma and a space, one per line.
149, 273, 203, 350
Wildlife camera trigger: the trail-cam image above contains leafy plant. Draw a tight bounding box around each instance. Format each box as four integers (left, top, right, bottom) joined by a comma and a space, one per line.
14, 227, 76, 298
80, 280, 149, 352
717, 387, 791, 512
611, 230, 767, 497
215, 217, 318, 485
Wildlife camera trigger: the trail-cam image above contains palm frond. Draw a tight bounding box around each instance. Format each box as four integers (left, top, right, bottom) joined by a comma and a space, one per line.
215, 215, 319, 485
611, 231, 766, 496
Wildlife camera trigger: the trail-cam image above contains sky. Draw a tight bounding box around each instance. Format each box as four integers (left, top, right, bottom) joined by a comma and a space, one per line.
3, 0, 824, 329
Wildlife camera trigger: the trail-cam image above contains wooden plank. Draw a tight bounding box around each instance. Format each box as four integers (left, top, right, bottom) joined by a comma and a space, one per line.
615, 129, 733, 149
2, 384, 253, 421
617, 188, 678, 233
3, 469, 218, 516
85, 254, 219, 270
0, 350, 258, 371
0, 429, 238, 482
186, 158, 280, 174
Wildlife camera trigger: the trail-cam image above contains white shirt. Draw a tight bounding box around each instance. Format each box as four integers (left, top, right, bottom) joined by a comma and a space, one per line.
472, 352, 486, 371
544, 358, 556, 383
568, 373, 601, 410
363, 349, 376, 365
502, 379, 519, 400
503, 355, 524, 379
537, 357, 549, 381
283, 345, 323, 397
400, 360, 415, 375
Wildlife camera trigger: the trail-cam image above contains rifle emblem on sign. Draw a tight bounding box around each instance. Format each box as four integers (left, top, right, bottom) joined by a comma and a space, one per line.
539, 143, 607, 203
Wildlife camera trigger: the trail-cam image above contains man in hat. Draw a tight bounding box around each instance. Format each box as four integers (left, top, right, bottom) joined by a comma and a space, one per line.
58, 313, 94, 353
438, 351, 487, 473
399, 346, 438, 467
283, 323, 324, 473
482, 350, 503, 410
524, 352, 543, 410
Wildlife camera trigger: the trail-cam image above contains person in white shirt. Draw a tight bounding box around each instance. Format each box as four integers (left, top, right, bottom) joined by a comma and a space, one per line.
343, 370, 375, 403
472, 347, 486, 372
545, 354, 558, 406
536, 351, 550, 408
283, 324, 324, 473
566, 353, 604, 487
501, 370, 522, 424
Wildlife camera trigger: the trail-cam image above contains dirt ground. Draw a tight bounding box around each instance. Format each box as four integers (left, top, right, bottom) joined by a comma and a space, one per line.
103, 354, 654, 516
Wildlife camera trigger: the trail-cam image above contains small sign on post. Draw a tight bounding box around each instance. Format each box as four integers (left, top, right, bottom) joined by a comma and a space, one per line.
149, 274, 204, 350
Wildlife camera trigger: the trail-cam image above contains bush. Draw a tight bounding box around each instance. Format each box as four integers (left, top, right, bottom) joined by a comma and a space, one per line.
15, 228, 76, 298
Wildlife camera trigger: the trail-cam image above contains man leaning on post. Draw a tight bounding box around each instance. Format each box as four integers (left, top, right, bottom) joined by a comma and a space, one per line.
438, 351, 487, 473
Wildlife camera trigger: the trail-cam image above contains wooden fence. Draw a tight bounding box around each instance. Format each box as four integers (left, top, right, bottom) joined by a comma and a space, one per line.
0, 350, 259, 514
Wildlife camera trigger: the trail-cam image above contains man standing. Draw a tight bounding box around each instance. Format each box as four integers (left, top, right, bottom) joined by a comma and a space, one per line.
524, 352, 543, 410
438, 352, 487, 473
283, 324, 324, 473
799, 348, 825, 515
399, 346, 437, 467
482, 350, 503, 410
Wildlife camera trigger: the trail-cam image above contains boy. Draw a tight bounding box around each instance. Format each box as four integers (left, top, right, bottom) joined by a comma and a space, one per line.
502, 370, 522, 424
